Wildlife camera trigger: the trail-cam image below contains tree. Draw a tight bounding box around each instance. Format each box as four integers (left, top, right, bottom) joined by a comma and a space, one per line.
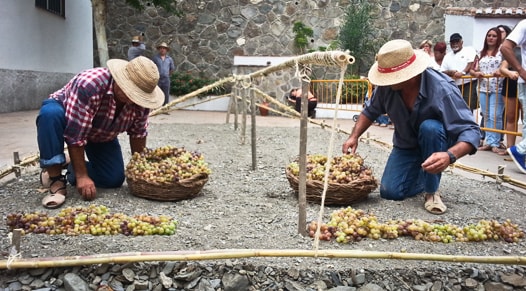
292, 21, 314, 54
91, 0, 181, 66
338, 0, 377, 74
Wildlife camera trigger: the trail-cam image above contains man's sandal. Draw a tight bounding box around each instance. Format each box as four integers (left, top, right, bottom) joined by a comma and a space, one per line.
39, 156, 70, 188
42, 175, 67, 209
424, 193, 447, 215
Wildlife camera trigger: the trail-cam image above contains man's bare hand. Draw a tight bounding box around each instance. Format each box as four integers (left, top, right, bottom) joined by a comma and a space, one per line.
76, 176, 96, 201
421, 152, 450, 174
342, 136, 358, 154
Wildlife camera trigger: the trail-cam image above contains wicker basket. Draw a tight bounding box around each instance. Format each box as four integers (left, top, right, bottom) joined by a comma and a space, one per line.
286, 169, 377, 206
126, 173, 209, 202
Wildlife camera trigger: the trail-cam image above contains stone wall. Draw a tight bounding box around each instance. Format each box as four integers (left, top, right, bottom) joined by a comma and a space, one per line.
104, 0, 526, 101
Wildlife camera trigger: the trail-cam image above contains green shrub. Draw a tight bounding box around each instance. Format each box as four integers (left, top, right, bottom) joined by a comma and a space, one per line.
341, 77, 369, 104
170, 71, 228, 97
292, 21, 314, 54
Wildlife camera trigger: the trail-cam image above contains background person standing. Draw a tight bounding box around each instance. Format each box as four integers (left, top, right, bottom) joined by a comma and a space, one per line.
501, 19, 526, 174
470, 27, 504, 154
440, 33, 478, 111
127, 35, 146, 61
152, 42, 175, 106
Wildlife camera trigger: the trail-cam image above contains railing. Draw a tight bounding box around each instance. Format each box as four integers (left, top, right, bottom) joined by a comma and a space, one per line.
312, 77, 522, 138
311, 79, 371, 113
459, 75, 522, 138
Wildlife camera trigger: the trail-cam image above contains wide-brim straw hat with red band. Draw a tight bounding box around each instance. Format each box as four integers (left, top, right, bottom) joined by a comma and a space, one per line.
368, 39, 430, 86
107, 56, 164, 109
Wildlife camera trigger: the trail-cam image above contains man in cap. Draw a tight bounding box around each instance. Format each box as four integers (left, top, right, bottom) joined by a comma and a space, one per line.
127, 35, 146, 61
440, 33, 478, 111
501, 19, 526, 174
152, 42, 175, 106
342, 39, 480, 215
37, 56, 164, 208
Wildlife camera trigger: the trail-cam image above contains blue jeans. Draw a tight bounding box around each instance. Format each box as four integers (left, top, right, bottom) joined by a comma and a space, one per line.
159, 77, 170, 106
479, 91, 504, 147
36, 99, 125, 188
380, 119, 451, 200
375, 115, 390, 125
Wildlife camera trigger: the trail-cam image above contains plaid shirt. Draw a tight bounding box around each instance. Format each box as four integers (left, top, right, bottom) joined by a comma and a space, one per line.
49, 67, 150, 147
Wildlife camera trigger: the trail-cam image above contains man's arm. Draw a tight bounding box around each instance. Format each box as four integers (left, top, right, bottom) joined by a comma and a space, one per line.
421, 141, 475, 174
130, 136, 146, 154
342, 113, 373, 154
501, 40, 526, 80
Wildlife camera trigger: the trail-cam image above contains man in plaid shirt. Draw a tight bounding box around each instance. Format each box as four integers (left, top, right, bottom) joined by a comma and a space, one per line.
37, 56, 164, 208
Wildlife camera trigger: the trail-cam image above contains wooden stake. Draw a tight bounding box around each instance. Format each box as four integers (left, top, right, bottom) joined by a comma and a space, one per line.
13, 152, 21, 177
497, 165, 505, 190
250, 87, 257, 170
11, 229, 22, 255
297, 79, 310, 237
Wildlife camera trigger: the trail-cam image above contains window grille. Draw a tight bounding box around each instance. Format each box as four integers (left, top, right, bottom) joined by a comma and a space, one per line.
35, 0, 65, 17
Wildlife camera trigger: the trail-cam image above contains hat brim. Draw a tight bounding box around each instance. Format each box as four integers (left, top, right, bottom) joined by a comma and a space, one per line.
107, 59, 164, 109
367, 50, 430, 86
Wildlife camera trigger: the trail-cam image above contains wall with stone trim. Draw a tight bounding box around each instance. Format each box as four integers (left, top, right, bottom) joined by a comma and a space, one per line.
104, 0, 526, 102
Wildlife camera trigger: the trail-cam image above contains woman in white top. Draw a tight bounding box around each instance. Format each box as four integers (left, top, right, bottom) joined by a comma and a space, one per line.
470, 27, 504, 153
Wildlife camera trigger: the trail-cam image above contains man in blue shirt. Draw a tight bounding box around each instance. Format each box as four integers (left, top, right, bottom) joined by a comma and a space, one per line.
342, 39, 480, 215
152, 42, 175, 106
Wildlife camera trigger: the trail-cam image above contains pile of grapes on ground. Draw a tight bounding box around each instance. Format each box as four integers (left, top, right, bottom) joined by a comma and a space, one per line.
6, 205, 177, 236
309, 207, 524, 244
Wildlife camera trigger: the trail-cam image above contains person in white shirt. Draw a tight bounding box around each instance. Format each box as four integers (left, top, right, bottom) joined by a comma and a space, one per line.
440, 33, 478, 111
501, 19, 526, 174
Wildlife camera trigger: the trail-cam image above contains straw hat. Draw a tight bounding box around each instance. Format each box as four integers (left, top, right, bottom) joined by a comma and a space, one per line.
157, 42, 170, 50
107, 56, 164, 109
368, 39, 430, 86
131, 36, 140, 43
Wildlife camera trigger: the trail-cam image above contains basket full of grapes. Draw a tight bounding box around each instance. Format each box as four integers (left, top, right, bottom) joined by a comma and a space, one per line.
125, 146, 211, 201
286, 153, 378, 205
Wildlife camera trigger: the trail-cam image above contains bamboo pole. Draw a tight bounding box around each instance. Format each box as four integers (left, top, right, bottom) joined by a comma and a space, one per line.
2, 249, 526, 269
150, 76, 236, 116
0, 155, 39, 180
149, 51, 354, 116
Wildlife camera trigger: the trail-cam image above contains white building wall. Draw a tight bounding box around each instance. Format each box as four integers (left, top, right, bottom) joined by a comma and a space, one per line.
0, 0, 93, 112
0, 0, 93, 73
445, 15, 522, 53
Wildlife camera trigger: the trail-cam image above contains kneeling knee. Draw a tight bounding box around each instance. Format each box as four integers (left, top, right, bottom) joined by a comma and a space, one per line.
380, 185, 407, 201
99, 174, 125, 188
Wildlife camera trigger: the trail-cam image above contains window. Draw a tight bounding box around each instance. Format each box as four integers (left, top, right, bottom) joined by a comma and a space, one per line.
35, 0, 65, 17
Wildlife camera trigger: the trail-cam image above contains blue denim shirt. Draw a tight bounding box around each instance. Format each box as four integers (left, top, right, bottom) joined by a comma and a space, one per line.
363, 68, 480, 153
152, 54, 175, 80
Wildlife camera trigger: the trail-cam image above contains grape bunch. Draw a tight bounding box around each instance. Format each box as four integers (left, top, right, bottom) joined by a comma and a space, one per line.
308, 206, 525, 243
126, 145, 211, 184
5, 205, 177, 236
287, 153, 374, 184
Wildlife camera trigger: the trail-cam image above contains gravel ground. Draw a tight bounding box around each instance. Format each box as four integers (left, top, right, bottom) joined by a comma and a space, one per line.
1, 122, 526, 289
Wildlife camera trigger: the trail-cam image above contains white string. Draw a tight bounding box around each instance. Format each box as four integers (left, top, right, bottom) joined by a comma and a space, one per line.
313, 62, 348, 253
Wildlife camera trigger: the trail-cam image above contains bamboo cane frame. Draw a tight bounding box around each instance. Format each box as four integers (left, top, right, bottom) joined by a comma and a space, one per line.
3, 51, 526, 268
2, 249, 526, 269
